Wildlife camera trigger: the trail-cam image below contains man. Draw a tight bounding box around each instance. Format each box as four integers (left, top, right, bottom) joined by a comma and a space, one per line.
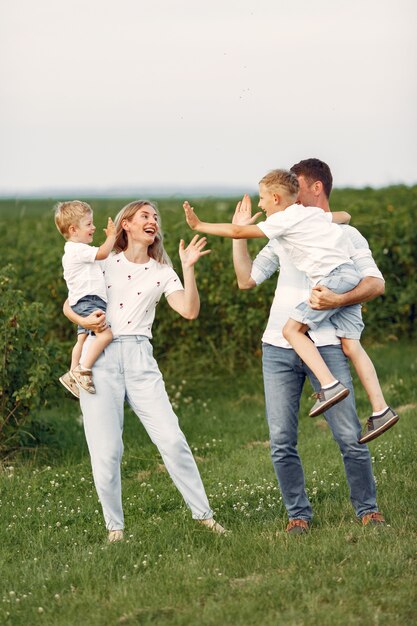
231, 158, 386, 534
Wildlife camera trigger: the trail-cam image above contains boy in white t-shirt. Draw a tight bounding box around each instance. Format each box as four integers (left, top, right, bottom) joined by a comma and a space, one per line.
183, 169, 398, 441
54, 201, 116, 396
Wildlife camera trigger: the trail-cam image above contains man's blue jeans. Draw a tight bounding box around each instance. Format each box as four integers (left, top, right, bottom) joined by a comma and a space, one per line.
262, 343, 377, 521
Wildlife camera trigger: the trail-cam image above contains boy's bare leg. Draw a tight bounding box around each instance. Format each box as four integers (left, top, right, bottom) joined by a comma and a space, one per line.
341, 339, 387, 412
80, 328, 113, 370
283, 319, 336, 385
70, 333, 88, 370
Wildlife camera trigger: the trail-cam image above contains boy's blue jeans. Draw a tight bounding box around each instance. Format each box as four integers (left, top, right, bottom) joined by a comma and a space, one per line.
71, 295, 107, 334
262, 343, 378, 521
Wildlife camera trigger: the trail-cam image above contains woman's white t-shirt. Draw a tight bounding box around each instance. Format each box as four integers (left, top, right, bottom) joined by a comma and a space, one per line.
102, 252, 183, 338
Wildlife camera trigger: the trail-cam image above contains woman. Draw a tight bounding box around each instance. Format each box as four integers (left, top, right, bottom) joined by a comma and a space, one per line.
64, 200, 225, 541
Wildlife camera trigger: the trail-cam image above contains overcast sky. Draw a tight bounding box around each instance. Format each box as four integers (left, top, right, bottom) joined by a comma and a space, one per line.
0, 0, 416, 195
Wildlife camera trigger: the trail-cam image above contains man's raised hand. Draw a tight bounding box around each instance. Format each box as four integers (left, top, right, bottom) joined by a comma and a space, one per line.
232, 194, 262, 226
183, 201, 201, 231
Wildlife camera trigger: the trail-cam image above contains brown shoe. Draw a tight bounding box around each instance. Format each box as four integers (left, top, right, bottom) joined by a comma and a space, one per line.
286, 519, 309, 534
362, 512, 385, 526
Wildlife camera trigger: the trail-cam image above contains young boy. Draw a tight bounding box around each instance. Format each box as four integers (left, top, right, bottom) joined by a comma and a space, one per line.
183, 169, 398, 443
54, 200, 115, 396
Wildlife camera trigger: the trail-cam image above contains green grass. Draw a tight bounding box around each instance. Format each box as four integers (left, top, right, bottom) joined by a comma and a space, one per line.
1, 341, 416, 625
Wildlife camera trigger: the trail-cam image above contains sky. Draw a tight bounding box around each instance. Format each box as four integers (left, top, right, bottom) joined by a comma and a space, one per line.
0, 0, 416, 195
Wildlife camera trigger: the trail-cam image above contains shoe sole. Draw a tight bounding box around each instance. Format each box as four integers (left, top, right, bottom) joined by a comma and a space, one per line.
309, 387, 350, 417
59, 375, 80, 399
358, 414, 399, 444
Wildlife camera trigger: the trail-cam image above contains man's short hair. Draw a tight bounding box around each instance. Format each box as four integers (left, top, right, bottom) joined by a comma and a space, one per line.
290, 158, 333, 198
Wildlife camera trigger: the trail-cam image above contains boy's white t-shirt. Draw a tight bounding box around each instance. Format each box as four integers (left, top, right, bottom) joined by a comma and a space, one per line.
251, 224, 384, 349
63, 241, 107, 306
102, 252, 184, 338
257, 204, 356, 285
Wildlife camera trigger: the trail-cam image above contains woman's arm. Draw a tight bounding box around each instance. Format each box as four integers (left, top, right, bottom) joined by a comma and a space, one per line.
63, 299, 107, 332
166, 235, 210, 319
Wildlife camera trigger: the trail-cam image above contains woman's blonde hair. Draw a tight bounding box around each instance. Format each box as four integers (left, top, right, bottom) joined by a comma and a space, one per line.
114, 200, 172, 266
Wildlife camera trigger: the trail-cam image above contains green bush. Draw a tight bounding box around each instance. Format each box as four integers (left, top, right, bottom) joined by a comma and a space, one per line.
331, 186, 417, 340
0, 264, 57, 456
0, 186, 415, 393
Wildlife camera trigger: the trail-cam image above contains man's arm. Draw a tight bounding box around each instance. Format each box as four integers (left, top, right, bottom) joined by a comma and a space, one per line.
231, 195, 279, 290
233, 239, 257, 289
331, 211, 351, 224
231, 196, 262, 289
310, 276, 385, 309
310, 223, 385, 309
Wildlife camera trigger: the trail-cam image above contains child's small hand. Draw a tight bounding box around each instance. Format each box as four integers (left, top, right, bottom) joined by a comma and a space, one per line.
104, 217, 116, 239
183, 201, 201, 230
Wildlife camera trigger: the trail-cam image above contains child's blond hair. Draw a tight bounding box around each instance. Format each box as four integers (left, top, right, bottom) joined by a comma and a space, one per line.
54, 200, 92, 239
259, 169, 299, 200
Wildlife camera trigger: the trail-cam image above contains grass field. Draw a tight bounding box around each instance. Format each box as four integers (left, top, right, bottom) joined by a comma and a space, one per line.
1, 341, 416, 626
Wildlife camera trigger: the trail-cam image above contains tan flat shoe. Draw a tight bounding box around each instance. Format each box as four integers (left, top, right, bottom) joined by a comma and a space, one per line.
198, 518, 229, 535
108, 530, 124, 542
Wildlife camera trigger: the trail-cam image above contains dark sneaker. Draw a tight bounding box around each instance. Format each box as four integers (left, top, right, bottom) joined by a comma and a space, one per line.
358, 407, 399, 444
286, 519, 309, 535
309, 381, 349, 417
362, 512, 385, 526
59, 371, 80, 399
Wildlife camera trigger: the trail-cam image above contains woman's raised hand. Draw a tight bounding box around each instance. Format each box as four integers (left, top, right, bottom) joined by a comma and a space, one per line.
179, 235, 211, 268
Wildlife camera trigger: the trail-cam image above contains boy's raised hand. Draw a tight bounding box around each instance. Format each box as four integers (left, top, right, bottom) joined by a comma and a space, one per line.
104, 217, 116, 239
232, 194, 262, 225
183, 201, 201, 231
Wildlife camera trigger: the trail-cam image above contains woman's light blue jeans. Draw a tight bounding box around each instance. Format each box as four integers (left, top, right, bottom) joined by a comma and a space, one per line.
80, 335, 213, 530
262, 343, 378, 521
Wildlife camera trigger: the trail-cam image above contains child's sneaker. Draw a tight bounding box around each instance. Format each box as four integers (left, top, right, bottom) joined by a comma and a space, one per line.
59, 371, 80, 399
358, 407, 399, 444
309, 381, 349, 417
71, 365, 96, 394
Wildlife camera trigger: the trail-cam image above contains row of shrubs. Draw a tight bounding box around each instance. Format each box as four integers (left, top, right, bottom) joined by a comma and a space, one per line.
0, 185, 416, 453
